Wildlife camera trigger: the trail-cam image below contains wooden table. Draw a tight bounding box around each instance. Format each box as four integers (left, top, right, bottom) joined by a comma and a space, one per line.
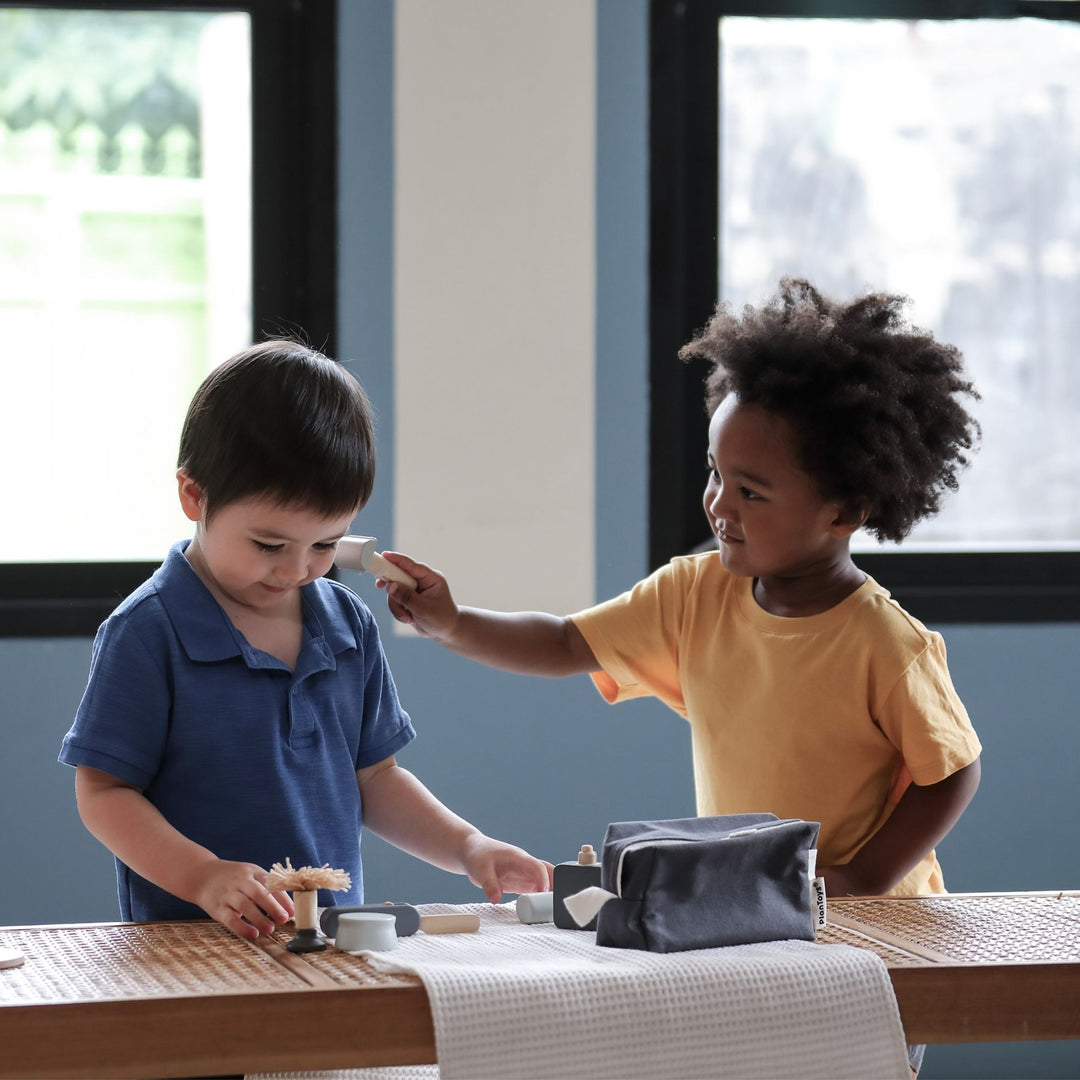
2, 892, 1078, 1079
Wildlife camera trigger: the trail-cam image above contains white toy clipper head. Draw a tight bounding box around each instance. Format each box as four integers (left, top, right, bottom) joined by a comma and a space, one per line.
336, 536, 418, 589
335, 535, 377, 571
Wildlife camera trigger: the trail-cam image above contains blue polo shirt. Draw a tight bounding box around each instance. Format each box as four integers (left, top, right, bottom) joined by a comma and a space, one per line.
60, 541, 415, 921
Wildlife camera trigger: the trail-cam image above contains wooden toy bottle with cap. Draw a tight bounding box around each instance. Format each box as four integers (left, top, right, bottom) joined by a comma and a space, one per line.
553, 844, 602, 930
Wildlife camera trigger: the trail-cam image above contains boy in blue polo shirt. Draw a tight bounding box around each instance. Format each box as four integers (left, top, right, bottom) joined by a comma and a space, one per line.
60, 340, 551, 940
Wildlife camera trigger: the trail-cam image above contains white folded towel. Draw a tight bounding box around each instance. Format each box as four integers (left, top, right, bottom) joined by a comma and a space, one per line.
250, 900, 909, 1080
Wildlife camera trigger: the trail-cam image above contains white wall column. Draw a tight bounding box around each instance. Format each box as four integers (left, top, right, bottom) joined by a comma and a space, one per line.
394, 0, 596, 613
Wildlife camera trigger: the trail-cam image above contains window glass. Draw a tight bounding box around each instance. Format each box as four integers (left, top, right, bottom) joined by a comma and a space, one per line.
719, 17, 1080, 551
0, 7, 251, 561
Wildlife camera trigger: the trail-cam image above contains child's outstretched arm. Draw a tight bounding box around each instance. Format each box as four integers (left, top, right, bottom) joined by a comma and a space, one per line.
378, 551, 598, 677
75, 766, 295, 939
821, 757, 982, 896
357, 756, 553, 902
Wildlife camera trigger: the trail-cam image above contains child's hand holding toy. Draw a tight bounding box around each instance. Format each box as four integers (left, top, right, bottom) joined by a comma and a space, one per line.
190, 858, 295, 941
377, 552, 462, 641
461, 832, 554, 904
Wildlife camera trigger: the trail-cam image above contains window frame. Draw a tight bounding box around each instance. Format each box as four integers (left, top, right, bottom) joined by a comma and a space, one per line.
649, 0, 1080, 623
0, 0, 337, 638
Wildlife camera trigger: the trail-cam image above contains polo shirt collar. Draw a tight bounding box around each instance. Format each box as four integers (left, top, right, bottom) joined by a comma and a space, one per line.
155, 541, 359, 666
300, 577, 360, 658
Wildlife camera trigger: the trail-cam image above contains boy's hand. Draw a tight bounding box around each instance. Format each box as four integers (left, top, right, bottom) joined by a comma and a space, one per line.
378, 552, 460, 641
191, 859, 295, 941
461, 833, 554, 904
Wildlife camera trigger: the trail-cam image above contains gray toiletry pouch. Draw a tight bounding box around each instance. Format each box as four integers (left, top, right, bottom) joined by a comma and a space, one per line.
591, 813, 821, 953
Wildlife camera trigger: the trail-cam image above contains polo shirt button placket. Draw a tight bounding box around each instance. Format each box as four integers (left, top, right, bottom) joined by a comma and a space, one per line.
289, 675, 320, 748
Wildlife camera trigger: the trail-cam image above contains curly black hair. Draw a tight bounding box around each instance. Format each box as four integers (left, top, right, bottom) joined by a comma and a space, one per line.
679, 278, 980, 543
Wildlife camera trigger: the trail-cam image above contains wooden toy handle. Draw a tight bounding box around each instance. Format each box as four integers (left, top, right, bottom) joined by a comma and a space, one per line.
293, 890, 319, 931
368, 551, 418, 590
418, 913, 481, 935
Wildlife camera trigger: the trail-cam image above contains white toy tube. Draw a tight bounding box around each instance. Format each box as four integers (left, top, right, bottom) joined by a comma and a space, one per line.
516, 891, 554, 924
336, 536, 418, 589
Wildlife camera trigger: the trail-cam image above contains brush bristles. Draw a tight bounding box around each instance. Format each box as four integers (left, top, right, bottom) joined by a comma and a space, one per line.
265, 857, 351, 893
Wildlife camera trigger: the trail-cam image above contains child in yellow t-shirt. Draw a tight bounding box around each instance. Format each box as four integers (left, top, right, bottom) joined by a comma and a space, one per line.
380, 278, 982, 900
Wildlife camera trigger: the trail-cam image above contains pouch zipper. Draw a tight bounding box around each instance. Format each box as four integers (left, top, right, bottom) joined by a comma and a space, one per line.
610, 819, 799, 898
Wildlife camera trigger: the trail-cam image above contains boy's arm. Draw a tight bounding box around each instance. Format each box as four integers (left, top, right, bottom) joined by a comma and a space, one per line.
357, 756, 553, 902
74, 766, 293, 939
379, 552, 598, 676
821, 756, 981, 897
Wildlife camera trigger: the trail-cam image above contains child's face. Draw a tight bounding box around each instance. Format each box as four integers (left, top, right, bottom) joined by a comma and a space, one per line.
702, 397, 854, 582
178, 473, 357, 613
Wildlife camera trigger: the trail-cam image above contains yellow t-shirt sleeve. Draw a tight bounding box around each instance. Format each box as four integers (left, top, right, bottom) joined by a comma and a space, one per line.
876, 633, 982, 786
570, 563, 689, 715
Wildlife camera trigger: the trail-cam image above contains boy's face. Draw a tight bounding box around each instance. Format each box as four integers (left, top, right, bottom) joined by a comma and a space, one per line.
702, 397, 856, 583
178, 473, 357, 613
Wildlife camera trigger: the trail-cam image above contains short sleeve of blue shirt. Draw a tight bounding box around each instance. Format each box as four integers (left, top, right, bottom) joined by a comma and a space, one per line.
59, 542, 416, 921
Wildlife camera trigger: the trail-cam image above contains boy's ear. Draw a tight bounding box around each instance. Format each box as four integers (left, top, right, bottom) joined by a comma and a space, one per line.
829, 501, 870, 538
177, 470, 207, 523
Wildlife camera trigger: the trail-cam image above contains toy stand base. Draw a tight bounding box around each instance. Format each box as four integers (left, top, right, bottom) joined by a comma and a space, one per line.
286, 927, 326, 953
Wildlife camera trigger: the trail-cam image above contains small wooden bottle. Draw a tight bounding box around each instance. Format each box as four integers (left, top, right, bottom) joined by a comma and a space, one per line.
553, 844, 602, 930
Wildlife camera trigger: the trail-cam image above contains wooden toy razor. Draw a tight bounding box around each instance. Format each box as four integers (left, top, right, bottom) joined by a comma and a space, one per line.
335, 536, 417, 589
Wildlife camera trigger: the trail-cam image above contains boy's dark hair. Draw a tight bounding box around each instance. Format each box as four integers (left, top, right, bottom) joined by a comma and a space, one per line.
177, 339, 376, 519
680, 278, 980, 543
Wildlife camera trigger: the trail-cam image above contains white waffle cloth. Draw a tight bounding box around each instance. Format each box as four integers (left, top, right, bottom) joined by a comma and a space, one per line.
251, 900, 910, 1080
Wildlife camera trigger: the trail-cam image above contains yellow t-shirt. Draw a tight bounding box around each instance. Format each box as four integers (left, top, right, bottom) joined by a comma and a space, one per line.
570, 554, 982, 896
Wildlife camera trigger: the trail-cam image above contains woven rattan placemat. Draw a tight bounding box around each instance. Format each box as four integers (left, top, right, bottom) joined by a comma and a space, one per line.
263, 925, 423, 989
815, 920, 930, 966
0, 921, 419, 1006
6, 893, 1076, 1010
829, 892, 1080, 963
